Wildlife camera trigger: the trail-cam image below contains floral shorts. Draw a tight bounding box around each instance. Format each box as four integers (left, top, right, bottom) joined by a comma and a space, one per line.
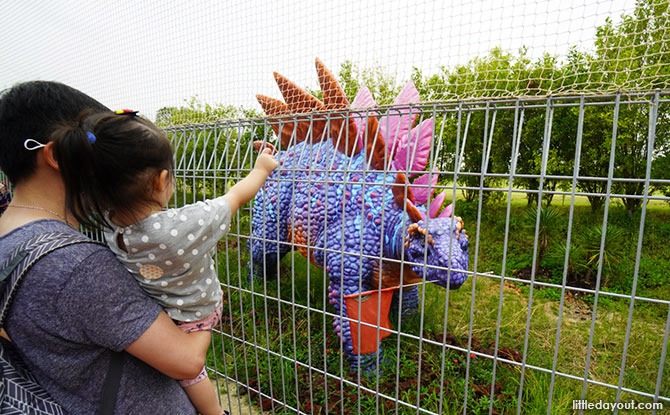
175, 306, 222, 387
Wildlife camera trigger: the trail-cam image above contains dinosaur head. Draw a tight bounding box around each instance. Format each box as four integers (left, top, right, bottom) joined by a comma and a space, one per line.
403, 215, 469, 290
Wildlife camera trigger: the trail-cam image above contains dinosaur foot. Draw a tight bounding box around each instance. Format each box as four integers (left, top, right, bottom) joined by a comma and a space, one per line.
348, 350, 387, 376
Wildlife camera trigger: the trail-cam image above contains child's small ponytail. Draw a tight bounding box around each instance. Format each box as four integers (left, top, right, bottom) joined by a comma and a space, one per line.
51, 111, 106, 228
52, 109, 174, 230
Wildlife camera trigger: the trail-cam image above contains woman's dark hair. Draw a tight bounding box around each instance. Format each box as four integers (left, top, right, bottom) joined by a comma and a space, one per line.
51, 111, 174, 229
0, 81, 110, 186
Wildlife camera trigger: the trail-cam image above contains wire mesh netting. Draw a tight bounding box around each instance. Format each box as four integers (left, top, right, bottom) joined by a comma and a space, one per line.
169, 91, 670, 414
3, 1, 669, 124
2, 1, 670, 414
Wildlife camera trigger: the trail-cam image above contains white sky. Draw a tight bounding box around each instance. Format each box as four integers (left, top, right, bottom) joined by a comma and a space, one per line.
0, 0, 634, 119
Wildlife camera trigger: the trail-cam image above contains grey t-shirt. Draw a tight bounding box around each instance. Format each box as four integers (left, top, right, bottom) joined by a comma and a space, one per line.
104, 197, 231, 322
0, 220, 196, 415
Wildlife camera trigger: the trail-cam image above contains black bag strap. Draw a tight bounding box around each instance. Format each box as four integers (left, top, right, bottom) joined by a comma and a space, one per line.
97, 351, 124, 415
0, 231, 124, 415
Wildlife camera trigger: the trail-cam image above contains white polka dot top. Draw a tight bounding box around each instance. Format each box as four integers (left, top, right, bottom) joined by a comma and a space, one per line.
104, 196, 231, 322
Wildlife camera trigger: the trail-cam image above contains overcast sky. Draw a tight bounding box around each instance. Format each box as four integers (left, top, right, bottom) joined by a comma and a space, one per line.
1, 0, 634, 119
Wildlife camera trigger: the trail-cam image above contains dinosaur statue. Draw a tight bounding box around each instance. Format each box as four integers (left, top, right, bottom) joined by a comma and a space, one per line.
248, 58, 469, 372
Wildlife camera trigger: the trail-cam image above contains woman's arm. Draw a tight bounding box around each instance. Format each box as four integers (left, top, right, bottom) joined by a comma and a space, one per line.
125, 311, 211, 380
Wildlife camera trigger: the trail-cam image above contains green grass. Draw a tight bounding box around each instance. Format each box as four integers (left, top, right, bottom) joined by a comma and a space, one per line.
205, 195, 669, 414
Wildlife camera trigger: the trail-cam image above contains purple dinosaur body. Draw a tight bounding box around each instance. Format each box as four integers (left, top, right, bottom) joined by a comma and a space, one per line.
248, 59, 469, 372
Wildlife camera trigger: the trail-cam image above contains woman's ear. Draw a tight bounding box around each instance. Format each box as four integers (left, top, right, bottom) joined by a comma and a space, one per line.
41, 142, 60, 171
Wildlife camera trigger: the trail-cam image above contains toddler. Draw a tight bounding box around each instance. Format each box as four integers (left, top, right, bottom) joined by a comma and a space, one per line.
51, 110, 278, 415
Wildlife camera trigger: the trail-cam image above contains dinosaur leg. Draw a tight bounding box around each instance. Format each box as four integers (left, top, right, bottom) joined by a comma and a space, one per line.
248, 187, 290, 281
248, 242, 290, 281
391, 285, 419, 321
327, 252, 385, 374
327, 281, 354, 356
328, 282, 384, 374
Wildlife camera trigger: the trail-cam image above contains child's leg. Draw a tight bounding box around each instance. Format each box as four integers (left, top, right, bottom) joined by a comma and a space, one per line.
182, 373, 222, 415
175, 307, 223, 414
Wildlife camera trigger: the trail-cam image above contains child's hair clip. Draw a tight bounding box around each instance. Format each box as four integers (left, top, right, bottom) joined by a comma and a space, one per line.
86, 131, 97, 144
114, 109, 138, 116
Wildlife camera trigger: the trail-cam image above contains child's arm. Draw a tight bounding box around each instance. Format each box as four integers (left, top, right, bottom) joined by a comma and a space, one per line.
223, 148, 278, 214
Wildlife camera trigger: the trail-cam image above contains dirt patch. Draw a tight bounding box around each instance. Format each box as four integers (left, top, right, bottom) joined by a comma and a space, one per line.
512, 266, 553, 283
563, 291, 593, 323
217, 379, 264, 415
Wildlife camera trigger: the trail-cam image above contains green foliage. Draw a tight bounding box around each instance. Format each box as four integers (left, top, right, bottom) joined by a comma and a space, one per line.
306, 60, 402, 106
547, 223, 627, 289
592, 0, 670, 91
577, 103, 616, 212
522, 206, 564, 275
168, 119, 273, 202
464, 195, 670, 298
161, 2, 669, 217
155, 96, 261, 128
580, 0, 670, 213
337, 60, 402, 105
410, 1, 670, 213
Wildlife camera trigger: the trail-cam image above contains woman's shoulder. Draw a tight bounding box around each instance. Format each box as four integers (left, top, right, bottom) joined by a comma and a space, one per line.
0, 221, 136, 297
0, 220, 106, 260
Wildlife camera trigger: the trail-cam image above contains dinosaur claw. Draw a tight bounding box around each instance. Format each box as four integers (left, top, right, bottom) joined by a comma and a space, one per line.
454, 216, 466, 239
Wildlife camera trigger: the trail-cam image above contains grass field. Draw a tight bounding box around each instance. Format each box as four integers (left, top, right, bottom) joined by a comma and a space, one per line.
207, 195, 669, 414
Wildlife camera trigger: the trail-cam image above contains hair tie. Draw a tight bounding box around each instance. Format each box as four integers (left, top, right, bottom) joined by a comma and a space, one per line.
115, 109, 138, 116
86, 131, 97, 144
24, 138, 47, 151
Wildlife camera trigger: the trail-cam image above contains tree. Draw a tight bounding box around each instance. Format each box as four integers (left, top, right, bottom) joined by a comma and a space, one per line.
591, 0, 670, 91
588, 0, 670, 214
576, 103, 618, 212
155, 96, 259, 127
156, 97, 269, 202
307, 60, 402, 105
418, 48, 529, 203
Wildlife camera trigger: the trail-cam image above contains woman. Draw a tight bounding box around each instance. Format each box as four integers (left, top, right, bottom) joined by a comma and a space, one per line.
0, 81, 210, 414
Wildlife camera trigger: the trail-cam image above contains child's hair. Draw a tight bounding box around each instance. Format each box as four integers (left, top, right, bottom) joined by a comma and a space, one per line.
51, 111, 174, 229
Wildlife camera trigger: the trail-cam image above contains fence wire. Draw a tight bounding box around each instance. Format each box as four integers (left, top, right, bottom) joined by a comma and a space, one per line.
168, 93, 669, 414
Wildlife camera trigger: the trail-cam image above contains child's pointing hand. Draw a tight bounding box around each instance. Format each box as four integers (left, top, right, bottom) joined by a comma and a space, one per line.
254, 148, 279, 174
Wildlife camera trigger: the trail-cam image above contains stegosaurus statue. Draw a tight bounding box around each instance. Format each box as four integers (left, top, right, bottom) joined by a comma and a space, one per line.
249, 58, 469, 372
